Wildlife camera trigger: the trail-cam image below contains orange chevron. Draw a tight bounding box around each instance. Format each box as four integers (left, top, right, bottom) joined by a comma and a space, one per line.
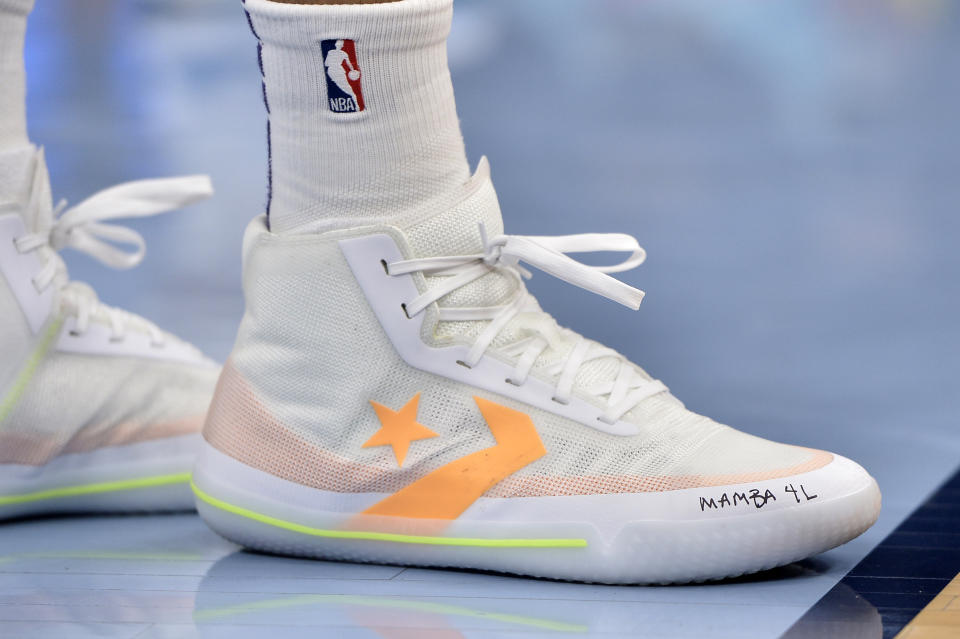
360, 397, 546, 521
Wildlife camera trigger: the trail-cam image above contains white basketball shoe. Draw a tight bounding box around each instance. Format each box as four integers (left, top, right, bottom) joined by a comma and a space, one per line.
194, 159, 880, 583
0, 147, 219, 520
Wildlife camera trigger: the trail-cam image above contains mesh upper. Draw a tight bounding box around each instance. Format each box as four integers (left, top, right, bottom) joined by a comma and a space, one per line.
205, 204, 823, 498
0, 333, 218, 465
0, 269, 32, 393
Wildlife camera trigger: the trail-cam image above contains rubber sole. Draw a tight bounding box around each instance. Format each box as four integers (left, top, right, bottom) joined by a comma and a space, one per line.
0, 433, 200, 520
193, 441, 881, 584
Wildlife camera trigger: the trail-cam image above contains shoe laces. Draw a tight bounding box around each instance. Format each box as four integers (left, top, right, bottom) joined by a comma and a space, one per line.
4, 156, 213, 345
386, 224, 668, 424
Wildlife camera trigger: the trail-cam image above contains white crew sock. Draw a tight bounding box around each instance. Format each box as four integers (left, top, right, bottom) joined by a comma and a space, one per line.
0, 0, 36, 212
0, 0, 32, 153
243, 0, 471, 234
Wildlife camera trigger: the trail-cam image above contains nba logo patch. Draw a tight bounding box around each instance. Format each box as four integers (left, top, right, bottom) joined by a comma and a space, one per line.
321, 39, 365, 113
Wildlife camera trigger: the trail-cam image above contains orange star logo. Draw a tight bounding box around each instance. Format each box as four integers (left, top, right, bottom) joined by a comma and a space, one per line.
363, 393, 438, 467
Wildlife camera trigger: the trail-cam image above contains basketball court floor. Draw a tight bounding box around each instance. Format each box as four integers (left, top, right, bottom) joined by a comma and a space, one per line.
2, 1, 958, 637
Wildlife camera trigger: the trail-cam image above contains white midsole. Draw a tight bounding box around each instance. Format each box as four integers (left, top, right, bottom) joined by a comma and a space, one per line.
194, 439, 881, 582
0, 433, 200, 495
193, 439, 877, 542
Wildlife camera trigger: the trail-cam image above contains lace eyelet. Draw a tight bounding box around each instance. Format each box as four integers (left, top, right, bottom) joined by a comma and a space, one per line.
505, 378, 520, 386
380, 259, 389, 275
400, 303, 411, 319
551, 396, 570, 405
597, 415, 617, 425
456, 360, 472, 369
69, 330, 83, 338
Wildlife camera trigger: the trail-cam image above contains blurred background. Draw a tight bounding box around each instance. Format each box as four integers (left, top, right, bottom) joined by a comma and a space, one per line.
23, 0, 959, 552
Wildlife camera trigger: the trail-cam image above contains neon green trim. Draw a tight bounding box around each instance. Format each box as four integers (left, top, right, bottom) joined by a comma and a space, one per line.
0, 472, 191, 506
0, 317, 62, 424
194, 593, 588, 632
191, 480, 587, 549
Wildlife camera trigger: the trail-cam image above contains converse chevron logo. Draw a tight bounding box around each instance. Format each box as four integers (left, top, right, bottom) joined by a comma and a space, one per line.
321, 38, 365, 113
360, 395, 547, 521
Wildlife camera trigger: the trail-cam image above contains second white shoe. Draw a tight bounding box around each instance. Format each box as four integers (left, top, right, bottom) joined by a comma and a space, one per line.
0, 147, 220, 520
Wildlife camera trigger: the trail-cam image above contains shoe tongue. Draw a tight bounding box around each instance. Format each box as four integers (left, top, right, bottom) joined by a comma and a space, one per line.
0, 145, 54, 234
404, 156, 503, 258
404, 157, 516, 312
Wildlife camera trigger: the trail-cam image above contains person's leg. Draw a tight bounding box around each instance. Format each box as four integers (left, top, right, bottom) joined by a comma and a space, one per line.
0, 1, 219, 520
0, 0, 30, 154
240, 0, 468, 233
0, 0, 34, 209
194, 0, 880, 583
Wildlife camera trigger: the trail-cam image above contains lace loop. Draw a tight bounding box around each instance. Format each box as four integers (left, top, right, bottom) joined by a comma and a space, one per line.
12, 157, 212, 343
481, 226, 646, 309
49, 175, 213, 269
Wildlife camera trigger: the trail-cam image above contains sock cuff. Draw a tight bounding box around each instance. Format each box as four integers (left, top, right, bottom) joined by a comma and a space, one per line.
243, 0, 452, 52
0, 0, 32, 151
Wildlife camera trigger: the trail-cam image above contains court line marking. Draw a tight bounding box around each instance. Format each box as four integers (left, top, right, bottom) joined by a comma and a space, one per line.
894, 571, 960, 638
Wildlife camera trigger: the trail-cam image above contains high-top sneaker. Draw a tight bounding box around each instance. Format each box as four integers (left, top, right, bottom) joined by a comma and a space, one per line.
195, 158, 880, 583
0, 147, 219, 519
194, 0, 879, 583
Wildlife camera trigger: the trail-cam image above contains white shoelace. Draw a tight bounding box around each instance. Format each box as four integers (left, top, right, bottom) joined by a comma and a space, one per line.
387, 225, 668, 424
6, 165, 212, 344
